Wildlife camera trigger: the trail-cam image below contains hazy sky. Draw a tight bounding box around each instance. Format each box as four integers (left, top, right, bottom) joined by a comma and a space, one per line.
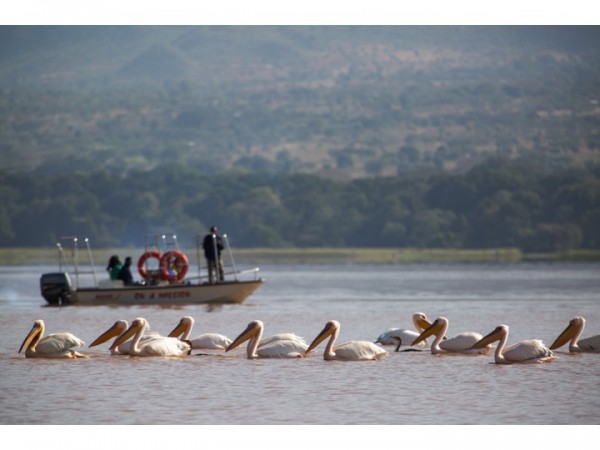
4, 1, 594, 25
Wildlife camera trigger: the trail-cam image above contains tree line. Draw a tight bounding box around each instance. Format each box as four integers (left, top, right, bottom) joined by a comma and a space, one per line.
1, 157, 598, 252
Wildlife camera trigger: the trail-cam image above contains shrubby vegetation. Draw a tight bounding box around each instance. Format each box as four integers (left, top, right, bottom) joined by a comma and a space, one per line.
1, 27, 599, 178
1, 27, 599, 253
0, 157, 598, 252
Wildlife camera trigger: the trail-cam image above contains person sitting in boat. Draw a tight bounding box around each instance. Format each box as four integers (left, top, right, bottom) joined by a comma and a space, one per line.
106, 255, 123, 281
117, 256, 137, 285
203, 226, 225, 284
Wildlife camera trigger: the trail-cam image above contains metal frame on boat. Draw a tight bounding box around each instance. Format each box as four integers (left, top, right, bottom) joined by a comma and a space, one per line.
39, 233, 265, 306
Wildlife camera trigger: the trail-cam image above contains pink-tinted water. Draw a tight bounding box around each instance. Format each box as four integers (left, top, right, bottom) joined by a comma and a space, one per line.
1, 262, 599, 428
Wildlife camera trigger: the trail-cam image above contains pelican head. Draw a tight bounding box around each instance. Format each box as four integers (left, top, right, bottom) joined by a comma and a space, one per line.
110, 318, 148, 351
19, 319, 45, 353
89, 320, 128, 347
549, 316, 585, 350
471, 324, 507, 350
305, 320, 339, 354
411, 317, 447, 346
413, 312, 432, 331
168, 316, 194, 339
226, 320, 263, 352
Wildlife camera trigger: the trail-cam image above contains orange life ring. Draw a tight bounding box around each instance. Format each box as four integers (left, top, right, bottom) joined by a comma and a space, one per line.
138, 250, 161, 279
159, 250, 189, 283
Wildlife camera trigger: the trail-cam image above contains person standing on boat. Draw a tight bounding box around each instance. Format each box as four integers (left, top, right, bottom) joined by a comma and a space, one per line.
203, 226, 224, 284
106, 255, 123, 281
117, 256, 136, 285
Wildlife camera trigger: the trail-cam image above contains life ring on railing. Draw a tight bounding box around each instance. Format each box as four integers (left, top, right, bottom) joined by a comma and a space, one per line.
138, 250, 161, 280
159, 250, 189, 283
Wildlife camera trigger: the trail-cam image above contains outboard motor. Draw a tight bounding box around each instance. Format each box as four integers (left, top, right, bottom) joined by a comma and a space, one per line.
40, 272, 74, 306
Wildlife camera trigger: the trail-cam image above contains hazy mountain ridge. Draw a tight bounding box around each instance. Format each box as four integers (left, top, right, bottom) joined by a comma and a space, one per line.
1, 26, 599, 178
3, 26, 597, 89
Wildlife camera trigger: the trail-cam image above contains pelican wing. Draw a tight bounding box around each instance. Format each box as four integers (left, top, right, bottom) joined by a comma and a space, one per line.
189, 333, 232, 350
375, 328, 400, 345
114, 334, 161, 355
439, 332, 483, 352
259, 333, 305, 347
375, 329, 425, 348
577, 334, 600, 352
36, 333, 85, 355
503, 339, 554, 363
257, 339, 308, 358
334, 341, 388, 361
138, 337, 191, 356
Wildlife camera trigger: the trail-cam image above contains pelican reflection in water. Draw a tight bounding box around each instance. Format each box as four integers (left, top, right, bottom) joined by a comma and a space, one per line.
19, 319, 87, 359
471, 324, 558, 364
306, 320, 388, 361
109, 318, 191, 357
412, 316, 492, 355
550, 316, 600, 353
225, 320, 308, 358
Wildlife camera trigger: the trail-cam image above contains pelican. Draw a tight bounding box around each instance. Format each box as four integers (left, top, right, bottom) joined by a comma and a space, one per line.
225, 320, 308, 359
19, 319, 87, 359
258, 333, 306, 348
374, 312, 432, 349
168, 316, 232, 350
411, 316, 492, 355
305, 320, 388, 361
110, 318, 191, 357
471, 324, 558, 364
89, 319, 160, 355
550, 316, 600, 353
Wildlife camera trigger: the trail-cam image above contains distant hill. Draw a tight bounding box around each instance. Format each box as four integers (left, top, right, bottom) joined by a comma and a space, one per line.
1, 26, 599, 178
3, 27, 597, 87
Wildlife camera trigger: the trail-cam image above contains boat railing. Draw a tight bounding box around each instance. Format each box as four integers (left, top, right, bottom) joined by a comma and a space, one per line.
184, 266, 261, 283
54, 233, 260, 289
194, 233, 260, 283
223, 234, 239, 281
144, 233, 181, 254
56, 236, 98, 289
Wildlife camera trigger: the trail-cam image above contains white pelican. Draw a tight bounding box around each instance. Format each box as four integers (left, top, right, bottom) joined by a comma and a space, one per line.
110, 318, 191, 357
550, 316, 600, 353
411, 316, 492, 355
19, 319, 87, 359
225, 320, 308, 359
471, 324, 558, 364
168, 316, 232, 350
305, 320, 388, 361
89, 320, 160, 355
374, 312, 432, 349
258, 333, 306, 348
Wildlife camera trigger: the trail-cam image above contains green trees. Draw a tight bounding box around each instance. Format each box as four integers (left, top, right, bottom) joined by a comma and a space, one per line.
1, 158, 598, 252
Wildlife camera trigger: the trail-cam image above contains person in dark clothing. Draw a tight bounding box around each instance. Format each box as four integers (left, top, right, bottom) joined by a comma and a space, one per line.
117, 256, 135, 285
202, 226, 224, 284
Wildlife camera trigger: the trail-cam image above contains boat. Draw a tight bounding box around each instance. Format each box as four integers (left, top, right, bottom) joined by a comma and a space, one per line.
39, 233, 265, 307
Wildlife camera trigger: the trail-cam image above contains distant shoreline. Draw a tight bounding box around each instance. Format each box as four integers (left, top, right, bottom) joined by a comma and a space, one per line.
1, 247, 598, 266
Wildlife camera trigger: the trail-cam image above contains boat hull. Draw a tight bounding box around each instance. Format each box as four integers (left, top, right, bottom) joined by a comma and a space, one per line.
69, 279, 264, 306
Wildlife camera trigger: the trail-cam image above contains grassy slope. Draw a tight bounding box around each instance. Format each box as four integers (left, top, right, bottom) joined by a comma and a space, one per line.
2, 247, 598, 266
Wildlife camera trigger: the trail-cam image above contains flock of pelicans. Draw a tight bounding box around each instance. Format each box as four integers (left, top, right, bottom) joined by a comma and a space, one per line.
18, 313, 599, 363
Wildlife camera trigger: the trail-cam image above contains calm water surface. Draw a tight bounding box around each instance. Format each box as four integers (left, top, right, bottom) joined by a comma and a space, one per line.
1, 262, 599, 426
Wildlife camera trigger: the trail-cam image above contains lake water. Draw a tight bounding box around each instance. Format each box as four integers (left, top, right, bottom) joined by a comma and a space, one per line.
1, 262, 598, 444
